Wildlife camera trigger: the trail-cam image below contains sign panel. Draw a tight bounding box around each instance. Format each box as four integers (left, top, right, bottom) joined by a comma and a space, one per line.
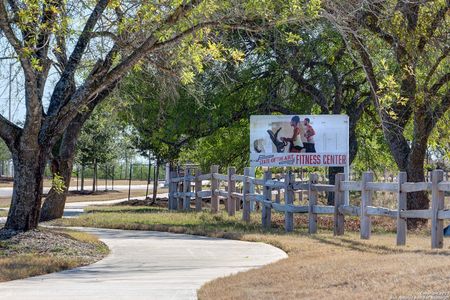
250, 115, 349, 167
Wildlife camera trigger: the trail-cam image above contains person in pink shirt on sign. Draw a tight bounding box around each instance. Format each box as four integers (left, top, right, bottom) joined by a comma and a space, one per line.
303, 118, 316, 153
281, 116, 304, 153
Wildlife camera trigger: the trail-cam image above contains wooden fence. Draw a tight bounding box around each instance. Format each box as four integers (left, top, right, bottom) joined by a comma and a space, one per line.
168, 166, 450, 249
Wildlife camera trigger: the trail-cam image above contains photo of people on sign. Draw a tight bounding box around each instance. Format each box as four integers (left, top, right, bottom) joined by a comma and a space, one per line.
250, 115, 349, 167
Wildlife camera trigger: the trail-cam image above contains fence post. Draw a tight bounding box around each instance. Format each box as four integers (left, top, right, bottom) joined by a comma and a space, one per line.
275, 174, 281, 204
195, 170, 203, 212
285, 171, 295, 232
309, 173, 319, 234
210, 165, 219, 213
242, 167, 251, 222
168, 171, 176, 210
177, 174, 183, 210
431, 169, 444, 249
333, 173, 345, 236
236, 185, 241, 212
396, 172, 407, 246
227, 167, 236, 216
183, 168, 191, 210
361, 171, 373, 239
262, 170, 272, 229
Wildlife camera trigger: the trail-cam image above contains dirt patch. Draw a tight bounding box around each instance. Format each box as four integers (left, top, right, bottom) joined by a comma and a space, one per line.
114, 197, 168, 207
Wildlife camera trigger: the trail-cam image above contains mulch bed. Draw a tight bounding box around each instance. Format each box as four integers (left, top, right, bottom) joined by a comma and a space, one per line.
0, 228, 107, 261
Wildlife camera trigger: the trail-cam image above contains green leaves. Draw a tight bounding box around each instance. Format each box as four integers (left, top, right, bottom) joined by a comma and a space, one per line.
51, 173, 66, 194
76, 103, 121, 166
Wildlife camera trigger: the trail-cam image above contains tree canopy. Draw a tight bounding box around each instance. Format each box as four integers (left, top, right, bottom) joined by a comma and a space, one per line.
0, 0, 448, 231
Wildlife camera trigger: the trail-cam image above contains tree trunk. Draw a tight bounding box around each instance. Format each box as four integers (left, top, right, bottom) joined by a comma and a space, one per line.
327, 120, 358, 205
124, 156, 128, 181
81, 165, 85, 191
5, 149, 47, 231
40, 117, 84, 222
145, 154, 151, 198
39, 156, 74, 222
92, 160, 97, 192
327, 166, 345, 205
405, 123, 431, 228
152, 160, 159, 203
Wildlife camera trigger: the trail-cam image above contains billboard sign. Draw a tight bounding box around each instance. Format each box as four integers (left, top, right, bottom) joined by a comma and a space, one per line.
250, 115, 349, 167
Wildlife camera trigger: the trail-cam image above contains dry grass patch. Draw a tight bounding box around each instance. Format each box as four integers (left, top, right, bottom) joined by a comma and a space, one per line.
0, 228, 108, 282
50, 206, 450, 299
199, 233, 450, 300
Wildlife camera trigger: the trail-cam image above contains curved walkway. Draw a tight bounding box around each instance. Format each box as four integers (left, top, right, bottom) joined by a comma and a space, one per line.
0, 227, 287, 300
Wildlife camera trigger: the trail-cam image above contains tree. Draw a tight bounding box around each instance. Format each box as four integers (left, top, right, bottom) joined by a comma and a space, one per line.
76, 105, 119, 189
0, 0, 318, 230
324, 0, 450, 224
179, 119, 250, 172
40, 102, 120, 219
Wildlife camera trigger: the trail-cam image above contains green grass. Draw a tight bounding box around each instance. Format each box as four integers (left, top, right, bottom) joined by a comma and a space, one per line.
0, 210, 7, 217
52, 206, 275, 238
50, 205, 407, 241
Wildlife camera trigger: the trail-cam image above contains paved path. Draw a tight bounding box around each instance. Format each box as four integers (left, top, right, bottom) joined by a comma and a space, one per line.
0, 184, 153, 198
0, 227, 287, 300
0, 181, 164, 197
0, 194, 170, 222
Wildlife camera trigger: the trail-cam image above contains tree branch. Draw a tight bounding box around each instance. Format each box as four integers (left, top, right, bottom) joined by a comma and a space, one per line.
0, 2, 33, 74
429, 72, 450, 96
47, 0, 110, 116
417, 1, 450, 52
0, 114, 21, 149
357, 9, 409, 61
425, 46, 449, 88
35, 0, 65, 97
432, 90, 450, 127
289, 68, 329, 113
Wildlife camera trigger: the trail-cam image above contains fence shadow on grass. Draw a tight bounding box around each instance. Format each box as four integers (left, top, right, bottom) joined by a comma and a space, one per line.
309, 234, 450, 256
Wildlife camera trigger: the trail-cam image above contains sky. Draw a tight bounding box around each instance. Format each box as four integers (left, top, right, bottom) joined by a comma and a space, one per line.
0, 60, 61, 124
0, 61, 23, 123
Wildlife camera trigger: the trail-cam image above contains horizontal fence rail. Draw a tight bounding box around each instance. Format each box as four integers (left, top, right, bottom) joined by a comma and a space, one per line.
168, 166, 450, 249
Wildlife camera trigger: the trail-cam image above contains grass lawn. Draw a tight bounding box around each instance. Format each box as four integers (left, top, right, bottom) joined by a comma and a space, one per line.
0, 228, 108, 282
50, 205, 450, 299
0, 210, 7, 217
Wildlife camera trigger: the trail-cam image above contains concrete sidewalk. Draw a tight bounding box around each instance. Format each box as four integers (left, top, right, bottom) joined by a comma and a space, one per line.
0, 194, 170, 220
0, 182, 168, 198
0, 228, 287, 300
